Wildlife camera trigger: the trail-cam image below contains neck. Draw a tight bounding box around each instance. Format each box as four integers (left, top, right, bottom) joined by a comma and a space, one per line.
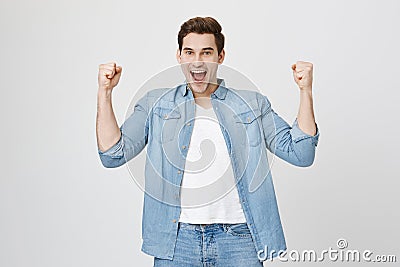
191, 81, 219, 99
194, 97, 212, 109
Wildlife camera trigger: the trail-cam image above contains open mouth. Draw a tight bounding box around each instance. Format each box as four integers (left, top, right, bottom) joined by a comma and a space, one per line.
190, 70, 207, 82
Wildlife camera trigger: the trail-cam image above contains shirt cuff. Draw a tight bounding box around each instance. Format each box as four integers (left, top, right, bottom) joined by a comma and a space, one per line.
97, 135, 124, 159
291, 118, 320, 147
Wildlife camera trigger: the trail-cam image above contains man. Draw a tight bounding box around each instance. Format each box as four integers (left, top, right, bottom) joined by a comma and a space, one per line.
97, 17, 319, 266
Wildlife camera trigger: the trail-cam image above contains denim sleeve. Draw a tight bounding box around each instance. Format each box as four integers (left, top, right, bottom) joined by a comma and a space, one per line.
260, 95, 320, 167
97, 93, 149, 168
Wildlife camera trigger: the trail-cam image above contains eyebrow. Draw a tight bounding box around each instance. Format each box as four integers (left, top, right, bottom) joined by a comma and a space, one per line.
182, 47, 215, 51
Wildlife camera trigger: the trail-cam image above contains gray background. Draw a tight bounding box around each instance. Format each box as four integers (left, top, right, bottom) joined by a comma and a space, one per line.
1, 0, 399, 266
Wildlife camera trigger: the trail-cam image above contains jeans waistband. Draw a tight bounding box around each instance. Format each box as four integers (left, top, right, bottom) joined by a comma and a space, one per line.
178, 222, 247, 232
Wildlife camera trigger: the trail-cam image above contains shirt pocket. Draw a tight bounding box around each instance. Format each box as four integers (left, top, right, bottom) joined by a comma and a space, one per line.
234, 108, 263, 147
153, 106, 181, 143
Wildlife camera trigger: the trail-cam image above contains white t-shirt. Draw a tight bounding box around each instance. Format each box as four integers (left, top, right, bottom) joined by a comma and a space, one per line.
178, 103, 247, 224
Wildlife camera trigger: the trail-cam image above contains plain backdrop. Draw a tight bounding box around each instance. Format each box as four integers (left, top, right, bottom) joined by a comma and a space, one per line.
1, 0, 399, 266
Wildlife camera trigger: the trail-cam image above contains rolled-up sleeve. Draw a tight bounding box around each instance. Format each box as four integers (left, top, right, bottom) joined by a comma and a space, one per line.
98, 93, 149, 168
291, 118, 320, 147
261, 95, 320, 167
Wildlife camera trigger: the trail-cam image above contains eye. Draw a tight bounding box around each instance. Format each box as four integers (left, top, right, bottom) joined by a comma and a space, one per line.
203, 51, 211, 55
185, 51, 192, 55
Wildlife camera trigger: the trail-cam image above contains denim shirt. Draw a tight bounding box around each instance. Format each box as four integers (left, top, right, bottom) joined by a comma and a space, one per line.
97, 79, 320, 260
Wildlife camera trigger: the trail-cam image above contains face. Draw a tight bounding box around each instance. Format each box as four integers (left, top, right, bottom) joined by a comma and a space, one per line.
176, 33, 225, 97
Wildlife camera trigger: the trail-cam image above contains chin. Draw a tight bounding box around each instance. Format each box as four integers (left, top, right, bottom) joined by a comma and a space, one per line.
189, 82, 209, 94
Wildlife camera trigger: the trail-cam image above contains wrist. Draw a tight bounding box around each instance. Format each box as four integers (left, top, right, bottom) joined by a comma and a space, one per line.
299, 88, 313, 96
98, 88, 113, 99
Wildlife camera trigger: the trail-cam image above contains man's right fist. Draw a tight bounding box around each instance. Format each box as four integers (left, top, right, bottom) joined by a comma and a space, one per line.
98, 62, 122, 92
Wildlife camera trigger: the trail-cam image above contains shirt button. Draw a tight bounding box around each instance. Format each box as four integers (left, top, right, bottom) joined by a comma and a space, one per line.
182, 145, 186, 149
172, 219, 177, 223
247, 117, 251, 122
177, 170, 182, 174
164, 114, 168, 119
186, 122, 191, 126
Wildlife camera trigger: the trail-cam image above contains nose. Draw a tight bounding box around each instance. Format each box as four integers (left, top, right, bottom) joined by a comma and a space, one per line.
193, 52, 205, 64
192, 60, 204, 68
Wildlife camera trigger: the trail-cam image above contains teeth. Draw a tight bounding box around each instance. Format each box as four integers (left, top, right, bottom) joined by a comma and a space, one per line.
191, 70, 206, 73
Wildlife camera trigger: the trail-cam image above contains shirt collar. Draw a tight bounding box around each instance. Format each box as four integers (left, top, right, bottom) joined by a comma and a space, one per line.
181, 78, 227, 99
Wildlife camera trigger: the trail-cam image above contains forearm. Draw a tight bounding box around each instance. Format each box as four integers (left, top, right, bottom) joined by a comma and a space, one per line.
296, 89, 316, 136
96, 90, 121, 152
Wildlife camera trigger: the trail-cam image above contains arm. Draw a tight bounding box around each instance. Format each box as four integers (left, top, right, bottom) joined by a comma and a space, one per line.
96, 91, 121, 152
96, 62, 149, 168
261, 104, 319, 167
292, 61, 317, 136
261, 61, 319, 167
96, 62, 122, 152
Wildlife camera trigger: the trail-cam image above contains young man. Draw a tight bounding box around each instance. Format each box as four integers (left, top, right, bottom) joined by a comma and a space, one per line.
97, 17, 319, 266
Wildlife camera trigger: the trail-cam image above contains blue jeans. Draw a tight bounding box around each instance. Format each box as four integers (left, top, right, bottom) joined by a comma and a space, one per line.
153, 222, 263, 267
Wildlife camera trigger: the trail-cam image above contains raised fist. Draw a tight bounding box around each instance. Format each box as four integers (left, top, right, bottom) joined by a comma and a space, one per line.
291, 61, 313, 91
98, 62, 122, 92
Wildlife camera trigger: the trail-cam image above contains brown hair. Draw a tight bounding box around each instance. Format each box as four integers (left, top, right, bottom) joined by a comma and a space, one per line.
178, 17, 225, 55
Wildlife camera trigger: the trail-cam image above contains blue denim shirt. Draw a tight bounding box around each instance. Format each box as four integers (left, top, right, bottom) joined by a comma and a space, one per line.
98, 80, 320, 260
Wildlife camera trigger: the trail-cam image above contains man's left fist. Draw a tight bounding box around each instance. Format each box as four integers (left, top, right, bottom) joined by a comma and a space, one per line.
291, 61, 313, 91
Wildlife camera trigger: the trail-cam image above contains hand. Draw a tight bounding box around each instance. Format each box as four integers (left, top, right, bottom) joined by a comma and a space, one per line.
291, 61, 313, 91
98, 62, 123, 93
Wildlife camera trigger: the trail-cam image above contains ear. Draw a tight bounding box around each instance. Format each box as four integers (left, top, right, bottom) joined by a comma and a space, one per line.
176, 48, 182, 63
218, 49, 225, 64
